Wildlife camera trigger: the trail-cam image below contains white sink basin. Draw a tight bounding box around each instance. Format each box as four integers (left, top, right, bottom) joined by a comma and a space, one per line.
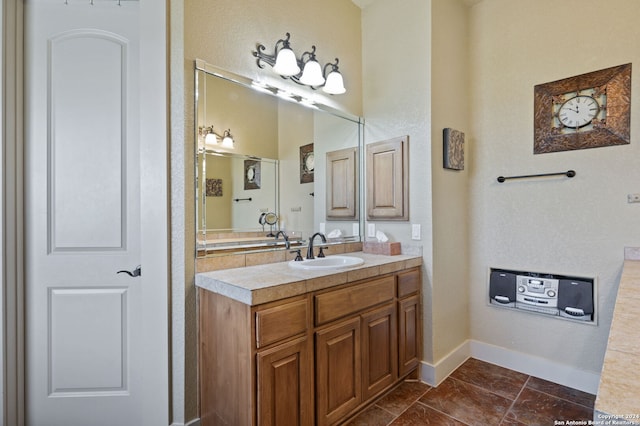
288, 255, 364, 270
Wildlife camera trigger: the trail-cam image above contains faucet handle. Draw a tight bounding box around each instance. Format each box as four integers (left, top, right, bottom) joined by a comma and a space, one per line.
290, 249, 303, 261
317, 246, 328, 258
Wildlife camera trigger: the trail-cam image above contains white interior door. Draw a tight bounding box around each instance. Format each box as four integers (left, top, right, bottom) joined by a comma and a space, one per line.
24, 1, 168, 425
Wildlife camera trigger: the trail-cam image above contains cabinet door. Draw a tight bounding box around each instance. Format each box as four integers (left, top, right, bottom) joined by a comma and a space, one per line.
366, 136, 409, 220
398, 295, 420, 376
362, 304, 397, 400
315, 317, 361, 426
257, 337, 313, 426
326, 147, 358, 220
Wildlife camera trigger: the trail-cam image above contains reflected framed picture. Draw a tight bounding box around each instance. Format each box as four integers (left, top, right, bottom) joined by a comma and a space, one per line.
443, 128, 464, 170
206, 178, 223, 197
244, 160, 261, 190
300, 143, 314, 184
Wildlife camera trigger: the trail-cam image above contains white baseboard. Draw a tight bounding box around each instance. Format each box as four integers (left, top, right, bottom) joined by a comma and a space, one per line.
419, 339, 600, 395
420, 340, 471, 387
171, 418, 200, 426
469, 340, 600, 394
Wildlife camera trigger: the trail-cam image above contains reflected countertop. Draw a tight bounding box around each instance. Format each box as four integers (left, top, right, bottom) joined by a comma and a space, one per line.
195, 252, 422, 306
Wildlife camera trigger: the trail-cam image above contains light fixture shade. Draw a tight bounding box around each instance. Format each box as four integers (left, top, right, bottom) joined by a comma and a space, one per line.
205, 131, 217, 146
221, 130, 235, 148
273, 48, 300, 76
299, 60, 325, 86
322, 70, 346, 95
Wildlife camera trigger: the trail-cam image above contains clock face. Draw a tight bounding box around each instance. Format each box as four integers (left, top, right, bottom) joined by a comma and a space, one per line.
557, 95, 600, 128
304, 152, 315, 172
551, 87, 607, 134
246, 166, 255, 182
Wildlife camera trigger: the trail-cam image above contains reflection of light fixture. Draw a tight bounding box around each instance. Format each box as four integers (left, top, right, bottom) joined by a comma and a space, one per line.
221, 129, 234, 148
252, 32, 346, 95
198, 125, 235, 150
204, 126, 218, 145
198, 125, 217, 148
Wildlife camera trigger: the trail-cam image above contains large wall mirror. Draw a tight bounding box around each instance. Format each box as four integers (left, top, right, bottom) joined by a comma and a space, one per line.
195, 60, 364, 257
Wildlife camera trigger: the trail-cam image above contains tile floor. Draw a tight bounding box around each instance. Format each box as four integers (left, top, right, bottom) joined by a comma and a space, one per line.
345, 358, 596, 426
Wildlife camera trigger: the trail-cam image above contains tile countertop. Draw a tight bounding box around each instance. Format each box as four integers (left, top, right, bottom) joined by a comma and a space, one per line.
195, 252, 423, 306
594, 250, 640, 423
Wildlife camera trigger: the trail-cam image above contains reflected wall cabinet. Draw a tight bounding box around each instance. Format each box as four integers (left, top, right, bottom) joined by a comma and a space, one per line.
326, 147, 358, 220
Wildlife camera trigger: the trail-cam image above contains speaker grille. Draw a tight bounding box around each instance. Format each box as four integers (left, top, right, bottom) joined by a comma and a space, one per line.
558, 279, 593, 314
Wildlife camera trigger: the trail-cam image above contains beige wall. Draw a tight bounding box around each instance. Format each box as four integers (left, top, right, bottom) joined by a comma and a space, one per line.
360, 0, 435, 361
360, 0, 471, 379
204, 73, 279, 159
430, 0, 471, 365
469, 0, 640, 374
203, 155, 232, 229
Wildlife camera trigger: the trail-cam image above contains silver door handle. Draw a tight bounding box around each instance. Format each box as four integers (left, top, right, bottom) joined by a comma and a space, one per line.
117, 265, 141, 277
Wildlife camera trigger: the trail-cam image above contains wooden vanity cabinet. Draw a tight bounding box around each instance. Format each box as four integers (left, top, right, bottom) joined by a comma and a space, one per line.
255, 298, 314, 426
314, 274, 406, 426
315, 316, 362, 425
362, 303, 398, 400
199, 291, 312, 426
256, 336, 313, 426
198, 266, 421, 426
398, 269, 421, 375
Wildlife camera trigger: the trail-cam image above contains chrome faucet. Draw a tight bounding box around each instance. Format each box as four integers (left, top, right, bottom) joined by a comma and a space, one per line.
306, 232, 327, 260
274, 230, 290, 250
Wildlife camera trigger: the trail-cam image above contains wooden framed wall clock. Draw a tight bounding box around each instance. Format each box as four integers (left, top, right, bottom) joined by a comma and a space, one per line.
533, 63, 631, 154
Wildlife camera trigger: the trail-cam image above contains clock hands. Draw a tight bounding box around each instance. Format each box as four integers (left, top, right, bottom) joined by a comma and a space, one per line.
558, 95, 599, 128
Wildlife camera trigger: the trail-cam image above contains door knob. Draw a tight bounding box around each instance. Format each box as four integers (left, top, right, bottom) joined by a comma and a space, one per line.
117, 265, 141, 277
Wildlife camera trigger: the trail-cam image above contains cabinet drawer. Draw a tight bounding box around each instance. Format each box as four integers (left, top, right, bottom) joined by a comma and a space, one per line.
397, 269, 420, 298
255, 299, 308, 349
315, 276, 395, 326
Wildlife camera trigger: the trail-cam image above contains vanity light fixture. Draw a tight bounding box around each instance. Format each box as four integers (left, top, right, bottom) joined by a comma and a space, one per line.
253, 32, 346, 94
